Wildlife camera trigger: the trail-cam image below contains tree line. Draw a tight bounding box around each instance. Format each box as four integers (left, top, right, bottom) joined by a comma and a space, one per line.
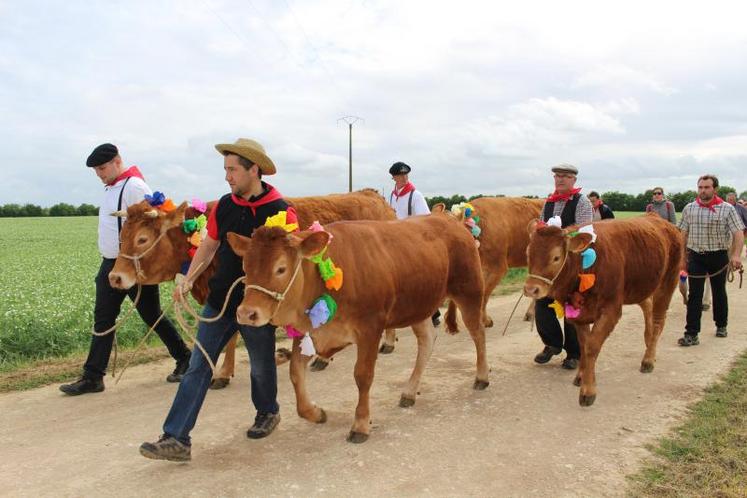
424, 187, 746, 212
1, 186, 745, 217
0, 203, 99, 217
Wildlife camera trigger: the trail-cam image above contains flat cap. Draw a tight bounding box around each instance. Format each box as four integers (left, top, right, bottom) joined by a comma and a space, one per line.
389, 161, 411, 175
86, 143, 119, 167
551, 163, 578, 175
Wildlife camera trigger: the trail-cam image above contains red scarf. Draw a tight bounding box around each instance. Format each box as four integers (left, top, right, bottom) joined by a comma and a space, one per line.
392, 181, 415, 200
107, 165, 144, 186
696, 194, 723, 212
546, 187, 582, 203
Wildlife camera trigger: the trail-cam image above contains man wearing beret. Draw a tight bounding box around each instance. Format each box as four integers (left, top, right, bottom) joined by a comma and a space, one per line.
59, 144, 192, 396
140, 138, 294, 462
533, 163, 593, 369
387, 161, 441, 328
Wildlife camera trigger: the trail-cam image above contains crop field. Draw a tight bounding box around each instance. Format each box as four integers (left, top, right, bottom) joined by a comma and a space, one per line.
0, 217, 180, 371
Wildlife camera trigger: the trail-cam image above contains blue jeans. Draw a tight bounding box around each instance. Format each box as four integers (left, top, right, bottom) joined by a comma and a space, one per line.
163, 304, 278, 445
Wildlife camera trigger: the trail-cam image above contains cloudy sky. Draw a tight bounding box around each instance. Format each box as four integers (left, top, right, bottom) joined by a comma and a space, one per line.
2, 0, 746, 206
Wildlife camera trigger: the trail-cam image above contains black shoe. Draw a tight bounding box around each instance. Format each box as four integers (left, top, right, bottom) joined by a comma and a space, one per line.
534, 346, 562, 364
166, 356, 190, 383
561, 357, 579, 370
246, 412, 280, 439
678, 334, 700, 347
716, 327, 728, 338
59, 377, 104, 396
139, 435, 191, 462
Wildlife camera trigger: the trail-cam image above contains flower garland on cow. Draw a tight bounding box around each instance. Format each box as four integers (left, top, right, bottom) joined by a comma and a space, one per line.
538, 216, 598, 319
280, 220, 344, 356
450, 201, 482, 244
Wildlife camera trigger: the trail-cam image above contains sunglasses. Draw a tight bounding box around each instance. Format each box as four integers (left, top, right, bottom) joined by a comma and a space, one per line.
653, 192, 663, 195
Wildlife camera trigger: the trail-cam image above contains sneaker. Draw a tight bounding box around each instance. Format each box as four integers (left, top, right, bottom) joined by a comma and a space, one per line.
678, 334, 700, 347
166, 356, 190, 383
139, 435, 191, 462
561, 357, 579, 370
716, 327, 728, 338
59, 377, 104, 396
534, 346, 562, 364
246, 412, 281, 439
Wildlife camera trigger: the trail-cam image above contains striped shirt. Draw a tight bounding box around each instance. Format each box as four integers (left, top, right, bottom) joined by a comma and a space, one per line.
542, 194, 594, 226
678, 201, 745, 252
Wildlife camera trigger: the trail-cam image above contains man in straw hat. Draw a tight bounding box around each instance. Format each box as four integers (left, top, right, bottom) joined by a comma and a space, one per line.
532, 163, 592, 370
140, 138, 296, 462
60, 143, 191, 396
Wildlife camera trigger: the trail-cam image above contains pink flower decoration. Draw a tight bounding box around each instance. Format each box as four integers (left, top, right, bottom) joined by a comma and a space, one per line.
192, 198, 207, 213
564, 303, 581, 318
308, 220, 333, 241
285, 325, 304, 338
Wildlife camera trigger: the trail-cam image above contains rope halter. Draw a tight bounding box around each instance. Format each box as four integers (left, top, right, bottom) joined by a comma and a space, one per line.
243, 257, 305, 320
117, 230, 170, 281
526, 240, 570, 287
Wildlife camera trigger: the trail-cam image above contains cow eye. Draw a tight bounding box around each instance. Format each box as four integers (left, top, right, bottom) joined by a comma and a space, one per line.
276, 267, 286, 275
137, 237, 148, 245
552, 255, 561, 262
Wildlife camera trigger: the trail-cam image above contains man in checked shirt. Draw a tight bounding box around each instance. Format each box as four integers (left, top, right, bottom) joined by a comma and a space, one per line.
677, 174, 745, 346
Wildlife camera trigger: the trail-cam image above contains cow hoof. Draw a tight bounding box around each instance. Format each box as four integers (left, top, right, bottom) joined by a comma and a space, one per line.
523, 313, 533, 322
640, 362, 654, 373
378, 344, 395, 355
484, 317, 494, 328
346, 431, 369, 444
209, 378, 230, 390
275, 347, 292, 365
445, 325, 460, 335
316, 408, 327, 424
399, 395, 416, 408
473, 379, 489, 391
309, 357, 329, 372
572, 375, 581, 387
579, 393, 596, 407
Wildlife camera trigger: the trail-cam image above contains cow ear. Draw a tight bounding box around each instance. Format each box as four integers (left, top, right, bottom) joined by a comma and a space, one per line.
288, 231, 329, 257
527, 219, 539, 235
227, 232, 252, 258
568, 232, 593, 253
431, 203, 446, 214
160, 202, 188, 233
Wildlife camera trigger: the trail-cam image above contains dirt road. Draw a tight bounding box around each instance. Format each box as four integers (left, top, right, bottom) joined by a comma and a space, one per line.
1, 280, 745, 497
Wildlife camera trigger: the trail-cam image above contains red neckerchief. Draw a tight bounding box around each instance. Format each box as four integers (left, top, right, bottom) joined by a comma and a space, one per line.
391, 182, 415, 200
107, 166, 144, 186
696, 194, 723, 212
546, 187, 582, 203
230, 182, 284, 216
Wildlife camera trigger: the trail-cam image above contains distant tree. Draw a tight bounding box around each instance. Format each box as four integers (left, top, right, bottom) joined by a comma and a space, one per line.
77, 203, 99, 216
716, 185, 736, 198
0, 204, 21, 217
468, 194, 485, 201
447, 194, 467, 210
740, 190, 747, 200
669, 190, 697, 211
425, 195, 449, 210
49, 203, 78, 216
20, 204, 44, 217
601, 191, 634, 211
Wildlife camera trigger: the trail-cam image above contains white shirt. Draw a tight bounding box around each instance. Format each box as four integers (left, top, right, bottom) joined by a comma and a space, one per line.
98, 176, 151, 258
388, 188, 430, 219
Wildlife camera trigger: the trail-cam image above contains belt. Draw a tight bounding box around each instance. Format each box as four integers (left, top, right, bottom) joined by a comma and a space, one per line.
688, 248, 728, 255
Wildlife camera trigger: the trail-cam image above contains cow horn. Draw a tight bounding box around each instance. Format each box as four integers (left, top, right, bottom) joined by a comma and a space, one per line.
110, 210, 127, 217
144, 210, 159, 218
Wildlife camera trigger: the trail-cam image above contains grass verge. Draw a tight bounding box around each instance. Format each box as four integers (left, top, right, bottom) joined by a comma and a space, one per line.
627, 350, 747, 497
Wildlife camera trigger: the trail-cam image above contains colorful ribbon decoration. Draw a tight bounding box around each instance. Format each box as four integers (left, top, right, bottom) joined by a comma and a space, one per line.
264, 211, 299, 233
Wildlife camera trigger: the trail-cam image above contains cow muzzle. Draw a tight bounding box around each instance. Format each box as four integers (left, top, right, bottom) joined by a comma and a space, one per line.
236, 304, 270, 327
523, 281, 548, 299
109, 270, 136, 290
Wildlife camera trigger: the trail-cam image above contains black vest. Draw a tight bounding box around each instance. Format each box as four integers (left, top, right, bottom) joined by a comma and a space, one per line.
542, 194, 581, 228
207, 190, 290, 312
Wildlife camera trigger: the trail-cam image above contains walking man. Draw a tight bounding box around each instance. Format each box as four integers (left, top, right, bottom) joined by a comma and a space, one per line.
677, 175, 744, 346
60, 144, 191, 396
533, 163, 593, 369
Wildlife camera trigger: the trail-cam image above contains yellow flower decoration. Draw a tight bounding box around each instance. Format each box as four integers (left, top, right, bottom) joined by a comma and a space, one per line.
264, 211, 299, 232
548, 300, 564, 319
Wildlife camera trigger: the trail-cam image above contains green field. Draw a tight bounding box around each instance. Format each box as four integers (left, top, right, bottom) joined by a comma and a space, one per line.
0, 216, 181, 371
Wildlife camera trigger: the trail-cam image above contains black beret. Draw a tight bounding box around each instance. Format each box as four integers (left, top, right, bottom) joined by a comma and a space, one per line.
86, 143, 119, 167
389, 161, 411, 175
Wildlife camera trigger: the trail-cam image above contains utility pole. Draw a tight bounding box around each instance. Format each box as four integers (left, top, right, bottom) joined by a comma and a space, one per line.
337, 116, 363, 192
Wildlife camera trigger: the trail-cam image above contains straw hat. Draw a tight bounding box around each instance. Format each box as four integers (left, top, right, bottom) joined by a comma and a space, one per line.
215, 138, 277, 175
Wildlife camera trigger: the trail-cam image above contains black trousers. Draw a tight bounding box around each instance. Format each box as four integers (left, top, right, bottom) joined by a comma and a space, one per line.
83, 258, 190, 379
534, 297, 580, 358
685, 250, 729, 336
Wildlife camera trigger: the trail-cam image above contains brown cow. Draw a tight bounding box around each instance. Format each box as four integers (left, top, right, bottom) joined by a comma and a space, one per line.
227, 215, 489, 443
432, 197, 544, 332
108, 189, 397, 385
523, 214, 682, 406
